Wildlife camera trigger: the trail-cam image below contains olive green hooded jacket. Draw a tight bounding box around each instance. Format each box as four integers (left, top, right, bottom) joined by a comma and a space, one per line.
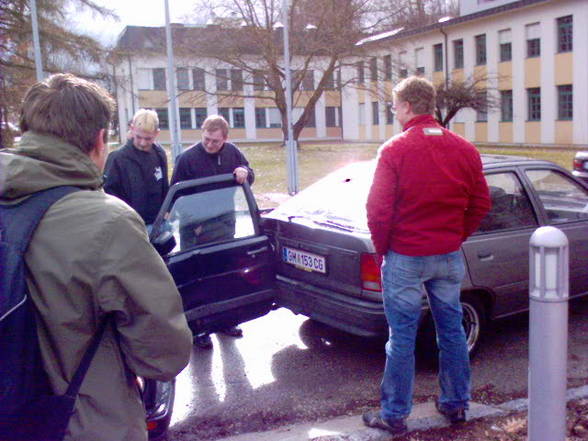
0, 132, 193, 441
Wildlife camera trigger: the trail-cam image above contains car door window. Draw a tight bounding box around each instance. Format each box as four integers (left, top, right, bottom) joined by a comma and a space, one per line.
525, 169, 588, 223
477, 172, 538, 233
164, 186, 255, 254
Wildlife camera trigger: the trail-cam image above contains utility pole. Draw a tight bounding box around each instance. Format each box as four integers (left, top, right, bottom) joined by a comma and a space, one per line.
164, 0, 183, 162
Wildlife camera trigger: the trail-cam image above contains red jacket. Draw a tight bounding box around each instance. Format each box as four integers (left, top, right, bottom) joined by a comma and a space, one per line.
366, 114, 491, 257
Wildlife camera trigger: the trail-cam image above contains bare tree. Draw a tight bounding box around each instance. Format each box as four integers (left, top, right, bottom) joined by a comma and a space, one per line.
173, 0, 380, 142
435, 76, 500, 127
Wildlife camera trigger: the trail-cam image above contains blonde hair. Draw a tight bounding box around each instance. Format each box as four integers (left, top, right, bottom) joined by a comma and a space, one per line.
393, 76, 436, 115
132, 109, 159, 132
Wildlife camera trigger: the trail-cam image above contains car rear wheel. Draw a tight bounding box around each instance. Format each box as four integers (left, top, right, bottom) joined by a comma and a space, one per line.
461, 293, 486, 356
417, 293, 487, 360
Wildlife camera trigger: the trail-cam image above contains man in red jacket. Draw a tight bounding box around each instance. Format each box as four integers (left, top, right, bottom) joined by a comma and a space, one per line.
363, 76, 491, 436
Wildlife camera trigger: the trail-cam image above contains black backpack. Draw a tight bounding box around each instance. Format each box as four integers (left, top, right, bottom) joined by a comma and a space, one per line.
0, 186, 108, 441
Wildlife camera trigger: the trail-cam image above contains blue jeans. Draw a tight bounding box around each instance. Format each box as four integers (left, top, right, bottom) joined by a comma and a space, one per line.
380, 250, 470, 421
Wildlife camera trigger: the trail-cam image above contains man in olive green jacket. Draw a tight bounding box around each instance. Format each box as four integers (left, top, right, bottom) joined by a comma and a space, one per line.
0, 74, 193, 441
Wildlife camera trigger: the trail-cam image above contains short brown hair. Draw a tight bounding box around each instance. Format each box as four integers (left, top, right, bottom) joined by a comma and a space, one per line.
393, 76, 436, 115
19, 73, 115, 153
202, 114, 229, 137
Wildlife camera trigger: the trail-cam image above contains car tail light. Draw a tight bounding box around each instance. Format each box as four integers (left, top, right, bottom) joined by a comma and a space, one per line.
573, 158, 583, 171
361, 253, 382, 292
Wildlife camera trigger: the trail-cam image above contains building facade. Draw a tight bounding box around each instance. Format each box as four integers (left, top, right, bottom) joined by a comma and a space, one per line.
113, 0, 588, 147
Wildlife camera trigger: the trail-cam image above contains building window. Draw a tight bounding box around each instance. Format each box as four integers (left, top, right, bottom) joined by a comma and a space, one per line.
301, 70, 314, 91
369, 57, 378, 82
268, 108, 282, 128
399, 51, 407, 78
358, 103, 365, 125
415, 47, 424, 75
453, 39, 464, 69
372, 102, 379, 125
216, 69, 228, 91
475, 34, 486, 65
218, 107, 230, 123
557, 15, 573, 52
476, 91, 488, 122
233, 107, 245, 128
433, 43, 443, 72
177, 68, 190, 90
137, 68, 151, 90
325, 106, 341, 127
499, 29, 512, 62
253, 70, 266, 91
324, 70, 339, 90
230, 69, 243, 91
155, 108, 169, 129
557, 85, 573, 120
500, 90, 513, 122
179, 108, 192, 129
385, 104, 394, 125
153, 68, 166, 90
383, 55, 392, 81
195, 108, 207, 128
527, 88, 541, 121
357, 61, 364, 84
526, 23, 540, 57
192, 68, 205, 90
255, 108, 267, 128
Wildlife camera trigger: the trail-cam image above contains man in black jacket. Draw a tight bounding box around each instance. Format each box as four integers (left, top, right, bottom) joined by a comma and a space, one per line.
171, 114, 254, 349
104, 109, 168, 230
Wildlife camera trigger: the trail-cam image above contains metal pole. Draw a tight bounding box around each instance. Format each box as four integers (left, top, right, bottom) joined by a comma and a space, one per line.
164, 0, 183, 163
282, 0, 298, 195
30, 0, 44, 81
528, 226, 569, 441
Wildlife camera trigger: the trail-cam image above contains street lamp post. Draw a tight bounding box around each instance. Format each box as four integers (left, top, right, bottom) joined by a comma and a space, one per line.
30, 0, 44, 81
164, 0, 183, 163
281, 0, 298, 195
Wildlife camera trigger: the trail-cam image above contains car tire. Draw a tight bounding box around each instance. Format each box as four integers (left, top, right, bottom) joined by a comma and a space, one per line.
417, 292, 487, 360
460, 293, 487, 357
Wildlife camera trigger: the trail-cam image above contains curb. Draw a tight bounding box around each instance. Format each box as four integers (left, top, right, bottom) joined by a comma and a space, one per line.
216, 385, 588, 441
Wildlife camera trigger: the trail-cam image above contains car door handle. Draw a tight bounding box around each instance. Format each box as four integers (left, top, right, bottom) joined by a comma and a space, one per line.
247, 246, 268, 257
477, 251, 494, 261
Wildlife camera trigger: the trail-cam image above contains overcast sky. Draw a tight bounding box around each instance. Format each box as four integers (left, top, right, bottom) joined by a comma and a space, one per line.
70, 0, 199, 46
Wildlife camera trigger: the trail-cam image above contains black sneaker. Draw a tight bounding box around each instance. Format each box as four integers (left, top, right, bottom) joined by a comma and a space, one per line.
362, 410, 407, 437
435, 398, 466, 424
194, 333, 213, 349
220, 326, 243, 337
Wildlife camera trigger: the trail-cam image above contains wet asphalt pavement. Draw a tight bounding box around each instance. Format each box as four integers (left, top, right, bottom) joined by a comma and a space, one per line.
165, 297, 588, 440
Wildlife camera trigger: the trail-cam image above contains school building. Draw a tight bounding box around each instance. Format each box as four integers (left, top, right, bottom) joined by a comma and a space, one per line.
112, 0, 588, 147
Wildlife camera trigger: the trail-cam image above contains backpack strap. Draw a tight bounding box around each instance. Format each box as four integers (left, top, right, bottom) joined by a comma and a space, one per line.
64, 315, 111, 398
0, 186, 81, 321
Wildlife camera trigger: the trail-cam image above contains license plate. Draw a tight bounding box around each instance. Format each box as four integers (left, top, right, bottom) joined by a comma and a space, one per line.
583, 162, 588, 171
282, 246, 326, 273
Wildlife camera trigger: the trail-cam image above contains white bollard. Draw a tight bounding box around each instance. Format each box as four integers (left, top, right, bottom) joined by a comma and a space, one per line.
528, 226, 569, 441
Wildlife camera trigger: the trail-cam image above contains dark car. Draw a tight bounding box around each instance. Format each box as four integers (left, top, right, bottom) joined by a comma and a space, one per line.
261, 155, 588, 355
573, 151, 588, 184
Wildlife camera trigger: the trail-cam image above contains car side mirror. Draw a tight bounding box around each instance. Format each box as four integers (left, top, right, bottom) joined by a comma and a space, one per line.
151, 229, 176, 256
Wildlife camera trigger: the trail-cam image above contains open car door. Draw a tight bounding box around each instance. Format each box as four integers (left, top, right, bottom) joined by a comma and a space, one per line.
150, 174, 276, 335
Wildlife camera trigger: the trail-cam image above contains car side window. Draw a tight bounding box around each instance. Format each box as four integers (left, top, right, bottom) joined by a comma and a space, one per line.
525, 169, 588, 224
164, 186, 256, 254
477, 172, 538, 233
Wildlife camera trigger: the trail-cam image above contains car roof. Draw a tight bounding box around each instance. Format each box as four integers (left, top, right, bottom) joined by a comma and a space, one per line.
480, 154, 555, 169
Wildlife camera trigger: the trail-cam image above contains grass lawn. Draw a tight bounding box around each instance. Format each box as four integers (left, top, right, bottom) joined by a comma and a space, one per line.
109, 140, 579, 209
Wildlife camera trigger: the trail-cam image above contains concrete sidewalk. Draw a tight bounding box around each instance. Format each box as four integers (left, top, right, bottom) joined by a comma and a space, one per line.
217, 385, 588, 441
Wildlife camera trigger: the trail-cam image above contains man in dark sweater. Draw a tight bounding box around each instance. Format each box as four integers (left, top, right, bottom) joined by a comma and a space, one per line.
104, 109, 168, 231
363, 76, 491, 436
171, 114, 254, 349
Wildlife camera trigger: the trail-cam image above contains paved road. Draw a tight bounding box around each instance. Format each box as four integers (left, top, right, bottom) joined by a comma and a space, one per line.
165, 297, 588, 440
